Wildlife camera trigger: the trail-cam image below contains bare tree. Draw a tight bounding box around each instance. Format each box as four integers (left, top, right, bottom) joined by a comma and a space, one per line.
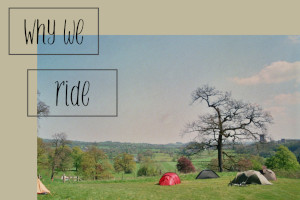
37, 91, 50, 117
52, 133, 68, 148
183, 85, 273, 172
37, 101, 50, 116
49, 133, 70, 179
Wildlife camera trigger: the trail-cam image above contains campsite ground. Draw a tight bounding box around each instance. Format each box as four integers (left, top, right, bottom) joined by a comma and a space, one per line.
38, 172, 300, 200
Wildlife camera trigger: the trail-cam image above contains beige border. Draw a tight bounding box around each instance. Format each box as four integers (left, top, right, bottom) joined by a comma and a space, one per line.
1, 0, 300, 199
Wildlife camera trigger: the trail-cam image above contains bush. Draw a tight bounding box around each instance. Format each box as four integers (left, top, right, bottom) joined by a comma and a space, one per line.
176, 156, 195, 173
137, 158, 159, 176
237, 158, 253, 171
208, 154, 263, 172
208, 158, 219, 171
266, 145, 300, 171
208, 158, 237, 172
250, 155, 265, 171
274, 169, 300, 179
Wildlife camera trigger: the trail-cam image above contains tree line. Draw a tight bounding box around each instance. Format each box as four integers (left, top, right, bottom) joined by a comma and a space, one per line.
38, 133, 137, 180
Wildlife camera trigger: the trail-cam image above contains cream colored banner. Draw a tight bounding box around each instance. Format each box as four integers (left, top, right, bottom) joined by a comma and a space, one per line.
1, 0, 300, 200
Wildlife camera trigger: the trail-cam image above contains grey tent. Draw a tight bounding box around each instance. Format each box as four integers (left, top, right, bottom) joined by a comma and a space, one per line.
196, 170, 219, 179
230, 170, 272, 185
260, 169, 277, 181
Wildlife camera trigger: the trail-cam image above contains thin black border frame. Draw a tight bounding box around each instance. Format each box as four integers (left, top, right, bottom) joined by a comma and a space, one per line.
9, 7, 99, 55
27, 69, 118, 117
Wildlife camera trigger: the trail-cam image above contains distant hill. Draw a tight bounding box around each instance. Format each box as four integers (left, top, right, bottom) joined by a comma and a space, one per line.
41, 138, 185, 158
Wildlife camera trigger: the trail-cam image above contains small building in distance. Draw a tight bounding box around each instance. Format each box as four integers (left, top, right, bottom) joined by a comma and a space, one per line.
279, 138, 300, 143
260, 134, 267, 143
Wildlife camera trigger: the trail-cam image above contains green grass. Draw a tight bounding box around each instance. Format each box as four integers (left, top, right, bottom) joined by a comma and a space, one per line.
153, 153, 173, 162
158, 161, 176, 172
38, 172, 300, 200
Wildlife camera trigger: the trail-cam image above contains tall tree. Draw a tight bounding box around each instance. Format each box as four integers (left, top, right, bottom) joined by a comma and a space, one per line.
88, 146, 113, 180
79, 153, 96, 179
183, 85, 273, 172
72, 146, 83, 171
114, 153, 136, 174
78, 146, 113, 180
57, 146, 73, 171
49, 133, 70, 179
37, 137, 49, 172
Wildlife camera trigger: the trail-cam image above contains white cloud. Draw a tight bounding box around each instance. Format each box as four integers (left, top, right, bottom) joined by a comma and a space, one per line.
232, 61, 300, 85
274, 92, 300, 105
288, 35, 300, 44
266, 106, 287, 116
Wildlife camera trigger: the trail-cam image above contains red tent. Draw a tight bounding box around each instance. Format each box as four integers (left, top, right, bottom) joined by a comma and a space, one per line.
159, 172, 181, 186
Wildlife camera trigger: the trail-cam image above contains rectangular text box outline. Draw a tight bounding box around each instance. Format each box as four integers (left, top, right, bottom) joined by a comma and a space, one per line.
9, 7, 99, 55
27, 69, 118, 117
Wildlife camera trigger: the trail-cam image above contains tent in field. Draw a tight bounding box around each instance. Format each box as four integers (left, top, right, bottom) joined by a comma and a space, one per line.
196, 169, 219, 179
159, 172, 181, 186
260, 169, 277, 181
37, 178, 50, 194
230, 170, 272, 185
260, 166, 277, 181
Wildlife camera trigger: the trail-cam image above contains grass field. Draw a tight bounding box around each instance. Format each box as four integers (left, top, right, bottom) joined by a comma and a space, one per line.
38, 172, 300, 200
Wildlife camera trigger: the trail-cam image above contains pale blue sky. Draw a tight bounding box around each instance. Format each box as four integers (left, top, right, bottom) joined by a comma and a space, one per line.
37, 36, 300, 143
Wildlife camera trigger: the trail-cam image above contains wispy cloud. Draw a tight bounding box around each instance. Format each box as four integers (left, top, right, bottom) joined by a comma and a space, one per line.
264, 92, 300, 120
232, 61, 300, 85
288, 35, 300, 44
274, 92, 300, 105
266, 106, 287, 116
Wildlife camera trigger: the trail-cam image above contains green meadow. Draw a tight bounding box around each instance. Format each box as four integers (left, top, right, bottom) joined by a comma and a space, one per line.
38, 172, 300, 200
37, 140, 300, 199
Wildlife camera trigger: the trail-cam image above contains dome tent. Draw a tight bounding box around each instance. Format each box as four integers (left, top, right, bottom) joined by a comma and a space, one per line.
261, 169, 276, 181
196, 169, 219, 179
230, 170, 272, 185
260, 166, 277, 181
159, 172, 181, 186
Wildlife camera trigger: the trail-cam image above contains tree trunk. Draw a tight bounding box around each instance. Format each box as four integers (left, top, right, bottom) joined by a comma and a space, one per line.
51, 166, 55, 180
217, 134, 223, 172
216, 108, 224, 172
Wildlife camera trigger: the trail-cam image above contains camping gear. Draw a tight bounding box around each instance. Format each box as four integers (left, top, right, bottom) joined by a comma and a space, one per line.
230, 170, 272, 185
37, 178, 51, 194
260, 169, 277, 181
196, 169, 219, 179
159, 172, 181, 186
260, 166, 277, 181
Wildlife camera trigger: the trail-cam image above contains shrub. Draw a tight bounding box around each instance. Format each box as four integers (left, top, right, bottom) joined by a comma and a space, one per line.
274, 169, 300, 179
250, 155, 265, 171
176, 156, 195, 173
137, 158, 159, 176
266, 145, 300, 170
208, 154, 260, 172
208, 158, 219, 171
237, 158, 253, 171
208, 158, 237, 171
